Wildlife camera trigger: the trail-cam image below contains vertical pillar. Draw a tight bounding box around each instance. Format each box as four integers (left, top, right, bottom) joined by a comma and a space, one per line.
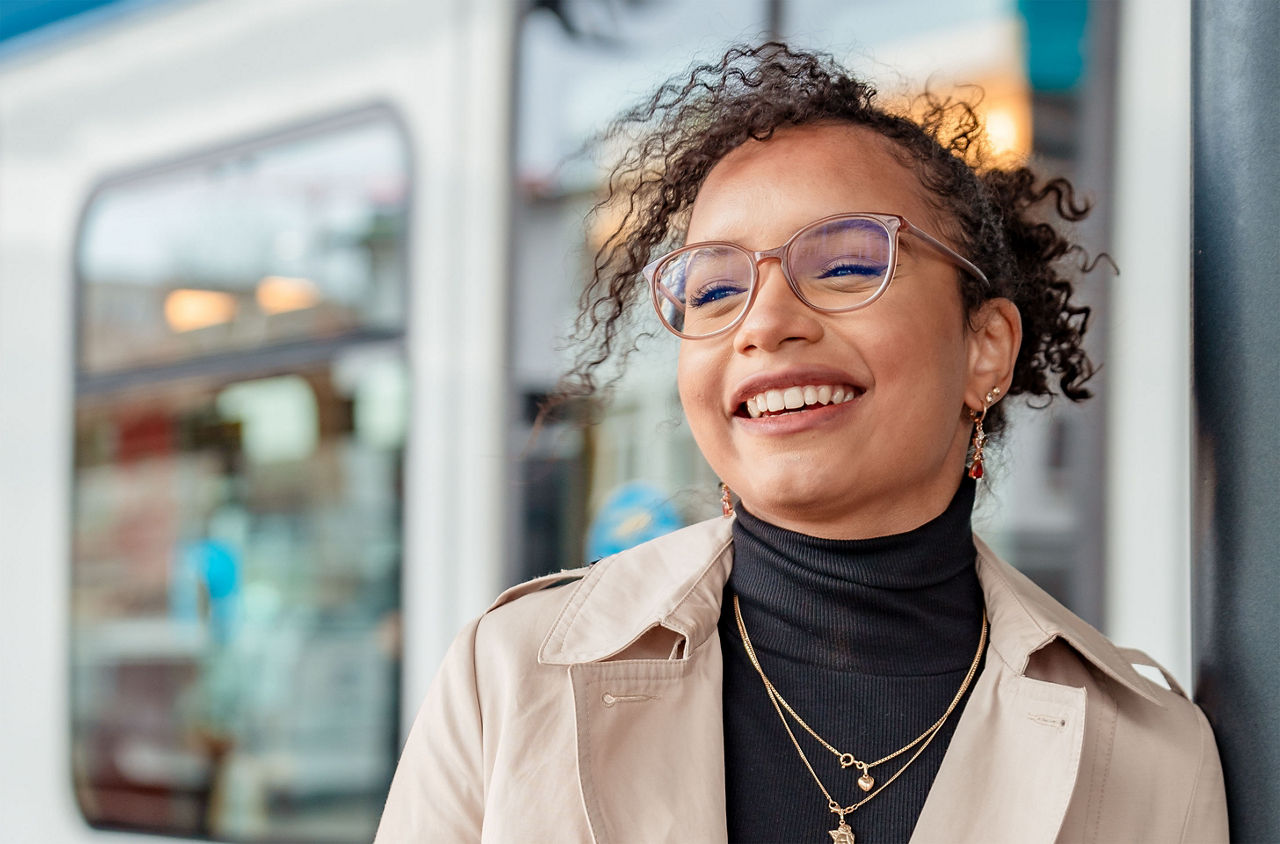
1192, 0, 1280, 838
1109, 0, 1192, 683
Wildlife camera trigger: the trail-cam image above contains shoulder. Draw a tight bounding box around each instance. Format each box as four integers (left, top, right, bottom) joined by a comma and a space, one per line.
474, 516, 735, 665
975, 536, 1186, 703
975, 536, 1227, 838
974, 537, 1227, 839
975, 534, 1214, 751
467, 569, 587, 669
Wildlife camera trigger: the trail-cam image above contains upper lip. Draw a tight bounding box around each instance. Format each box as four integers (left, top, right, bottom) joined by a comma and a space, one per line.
729, 365, 868, 414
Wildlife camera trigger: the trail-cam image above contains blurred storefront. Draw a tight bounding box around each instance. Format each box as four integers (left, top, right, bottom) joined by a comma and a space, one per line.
507, 0, 1111, 630
70, 110, 408, 840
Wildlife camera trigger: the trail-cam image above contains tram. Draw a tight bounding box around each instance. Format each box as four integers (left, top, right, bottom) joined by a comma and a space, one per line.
0, 1, 514, 840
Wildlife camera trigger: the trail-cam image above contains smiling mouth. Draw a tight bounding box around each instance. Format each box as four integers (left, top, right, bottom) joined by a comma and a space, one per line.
738, 383, 863, 418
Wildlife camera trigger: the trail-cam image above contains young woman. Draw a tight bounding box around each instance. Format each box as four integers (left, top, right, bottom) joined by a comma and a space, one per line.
377, 44, 1227, 843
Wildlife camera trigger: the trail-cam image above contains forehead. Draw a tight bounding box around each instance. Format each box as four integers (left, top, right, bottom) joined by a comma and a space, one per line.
687, 123, 945, 244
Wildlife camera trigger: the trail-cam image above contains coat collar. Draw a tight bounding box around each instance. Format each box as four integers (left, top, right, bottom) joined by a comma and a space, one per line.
539, 517, 734, 665
971, 534, 1162, 706
539, 516, 1160, 706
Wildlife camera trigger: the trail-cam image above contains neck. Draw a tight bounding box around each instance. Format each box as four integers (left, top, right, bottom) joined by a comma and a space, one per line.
725, 477, 983, 675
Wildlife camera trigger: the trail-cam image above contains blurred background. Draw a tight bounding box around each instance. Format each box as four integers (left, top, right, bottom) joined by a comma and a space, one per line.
0, 0, 1193, 841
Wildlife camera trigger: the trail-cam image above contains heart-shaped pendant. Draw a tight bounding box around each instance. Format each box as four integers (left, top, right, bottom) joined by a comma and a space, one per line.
857, 773, 874, 792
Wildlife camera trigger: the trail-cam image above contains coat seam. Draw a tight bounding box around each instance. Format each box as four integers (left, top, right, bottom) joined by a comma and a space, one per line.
464, 617, 489, 839
573, 665, 607, 843
1088, 676, 1117, 842
1176, 709, 1211, 843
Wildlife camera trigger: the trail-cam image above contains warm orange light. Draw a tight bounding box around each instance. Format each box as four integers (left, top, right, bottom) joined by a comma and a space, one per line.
256, 276, 321, 314
883, 83, 1032, 162
982, 102, 1027, 158
164, 289, 237, 332
849, 15, 1033, 161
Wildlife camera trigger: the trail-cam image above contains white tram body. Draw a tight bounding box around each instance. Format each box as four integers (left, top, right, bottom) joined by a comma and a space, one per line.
0, 1, 513, 839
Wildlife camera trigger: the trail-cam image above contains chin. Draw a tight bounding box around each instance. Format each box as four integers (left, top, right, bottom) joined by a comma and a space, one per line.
738, 478, 849, 524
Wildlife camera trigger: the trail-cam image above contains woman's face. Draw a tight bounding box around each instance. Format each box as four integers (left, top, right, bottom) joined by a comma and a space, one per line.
677, 123, 1017, 538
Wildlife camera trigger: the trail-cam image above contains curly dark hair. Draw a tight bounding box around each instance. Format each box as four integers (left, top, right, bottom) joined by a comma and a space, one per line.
561, 41, 1099, 439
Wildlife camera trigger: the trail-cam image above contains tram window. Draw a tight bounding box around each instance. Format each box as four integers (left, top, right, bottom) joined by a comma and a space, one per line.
78, 116, 408, 373
508, 1, 767, 582
71, 111, 409, 842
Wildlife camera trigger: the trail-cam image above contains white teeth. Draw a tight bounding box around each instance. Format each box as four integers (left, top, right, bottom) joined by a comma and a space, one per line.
744, 383, 859, 417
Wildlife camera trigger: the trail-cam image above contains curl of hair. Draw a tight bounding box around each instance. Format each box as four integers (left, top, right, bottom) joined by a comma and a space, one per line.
557, 42, 1102, 439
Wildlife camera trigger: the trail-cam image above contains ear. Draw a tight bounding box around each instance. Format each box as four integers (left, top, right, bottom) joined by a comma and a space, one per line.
964, 298, 1021, 410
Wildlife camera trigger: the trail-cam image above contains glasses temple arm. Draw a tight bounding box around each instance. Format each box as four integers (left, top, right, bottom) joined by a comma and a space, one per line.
903, 224, 991, 291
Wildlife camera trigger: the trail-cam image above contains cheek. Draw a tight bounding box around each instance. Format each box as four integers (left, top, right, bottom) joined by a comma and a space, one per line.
675, 347, 694, 405
676, 347, 723, 441
867, 311, 971, 414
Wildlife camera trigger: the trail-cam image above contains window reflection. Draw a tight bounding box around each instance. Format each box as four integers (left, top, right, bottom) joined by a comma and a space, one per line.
73, 356, 405, 840
509, 1, 767, 581
78, 116, 408, 373
72, 111, 408, 842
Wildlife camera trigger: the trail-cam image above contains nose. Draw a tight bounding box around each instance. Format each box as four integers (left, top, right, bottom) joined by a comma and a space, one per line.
732, 257, 824, 353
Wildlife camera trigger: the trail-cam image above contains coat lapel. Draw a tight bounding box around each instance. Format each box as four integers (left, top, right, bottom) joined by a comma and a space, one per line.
533, 521, 1158, 844
540, 519, 736, 844
569, 644, 728, 843
910, 536, 1161, 843
910, 658, 1086, 843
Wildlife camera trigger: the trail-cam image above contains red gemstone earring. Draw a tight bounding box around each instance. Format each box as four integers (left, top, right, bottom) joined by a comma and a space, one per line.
968, 386, 1001, 480
720, 482, 734, 518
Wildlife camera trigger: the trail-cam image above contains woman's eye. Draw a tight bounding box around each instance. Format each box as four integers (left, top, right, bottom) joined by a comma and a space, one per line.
817, 260, 884, 280
688, 280, 747, 308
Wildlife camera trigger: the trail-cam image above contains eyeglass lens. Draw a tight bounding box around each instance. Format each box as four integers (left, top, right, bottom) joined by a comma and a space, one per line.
654, 216, 893, 337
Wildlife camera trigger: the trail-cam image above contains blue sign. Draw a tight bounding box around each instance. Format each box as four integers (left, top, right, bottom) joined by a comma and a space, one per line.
586, 481, 683, 560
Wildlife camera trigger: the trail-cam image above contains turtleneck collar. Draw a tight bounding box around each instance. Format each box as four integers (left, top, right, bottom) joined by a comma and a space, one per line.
725, 477, 984, 676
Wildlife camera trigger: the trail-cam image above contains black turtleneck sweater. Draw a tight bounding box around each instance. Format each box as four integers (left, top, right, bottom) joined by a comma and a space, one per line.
719, 479, 986, 843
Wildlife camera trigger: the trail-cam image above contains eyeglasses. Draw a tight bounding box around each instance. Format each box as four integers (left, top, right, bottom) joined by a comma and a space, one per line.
643, 212, 989, 340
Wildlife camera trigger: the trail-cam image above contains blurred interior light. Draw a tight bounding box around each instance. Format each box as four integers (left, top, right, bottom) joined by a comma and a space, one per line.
164, 289, 237, 332
256, 275, 320, 314
858, 15, 1032, 161
216, 375, 318, 464
982, 102, 1027, 157
887, 84, 1031, 161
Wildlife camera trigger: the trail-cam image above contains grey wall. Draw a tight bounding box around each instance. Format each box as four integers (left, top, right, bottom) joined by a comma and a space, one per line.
1192, 1, 1280, 839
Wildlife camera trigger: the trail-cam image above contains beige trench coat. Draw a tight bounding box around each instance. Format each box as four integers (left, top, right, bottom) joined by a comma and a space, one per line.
376, 517, 1228, 843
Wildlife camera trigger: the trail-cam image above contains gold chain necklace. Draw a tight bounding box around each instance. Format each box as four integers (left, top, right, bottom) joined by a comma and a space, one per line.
732, 593, 988, 843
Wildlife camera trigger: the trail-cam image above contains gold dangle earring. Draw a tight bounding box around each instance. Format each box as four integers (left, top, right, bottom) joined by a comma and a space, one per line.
720, 482, 735, 518
968, 386, 1001, 480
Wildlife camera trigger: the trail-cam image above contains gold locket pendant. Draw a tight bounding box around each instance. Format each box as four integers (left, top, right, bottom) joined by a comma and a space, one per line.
829, 817, 856, 843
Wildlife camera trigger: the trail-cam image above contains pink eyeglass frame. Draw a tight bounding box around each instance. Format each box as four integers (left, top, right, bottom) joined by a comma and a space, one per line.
643, 212, 990, 340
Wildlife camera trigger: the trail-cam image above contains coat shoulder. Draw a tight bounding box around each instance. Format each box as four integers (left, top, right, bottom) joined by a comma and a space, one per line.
473, 568, 588, 662
975, 543, 1228, 840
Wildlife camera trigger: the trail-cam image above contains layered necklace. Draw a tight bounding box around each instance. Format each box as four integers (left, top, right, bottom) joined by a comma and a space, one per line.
732, 593, 988, 843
